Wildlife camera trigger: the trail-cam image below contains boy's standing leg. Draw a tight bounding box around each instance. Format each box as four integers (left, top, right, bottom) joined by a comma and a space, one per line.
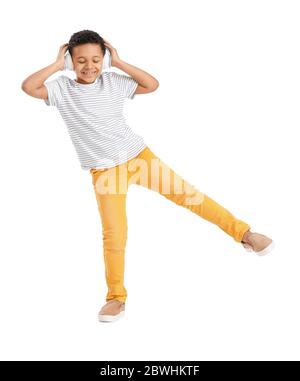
90, 166, 129, 304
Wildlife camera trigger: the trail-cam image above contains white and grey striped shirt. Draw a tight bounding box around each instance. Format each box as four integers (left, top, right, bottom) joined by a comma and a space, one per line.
44, 71, 147, 170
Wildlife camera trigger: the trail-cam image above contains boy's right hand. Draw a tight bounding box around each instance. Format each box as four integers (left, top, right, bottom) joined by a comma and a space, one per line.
55, 43, 69, 70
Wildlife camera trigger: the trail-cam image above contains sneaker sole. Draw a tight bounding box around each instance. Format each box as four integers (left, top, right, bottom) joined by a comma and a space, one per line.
98, 311, 125, 322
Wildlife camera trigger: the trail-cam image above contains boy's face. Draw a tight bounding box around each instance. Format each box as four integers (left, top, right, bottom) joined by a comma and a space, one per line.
72, 43, 104, 84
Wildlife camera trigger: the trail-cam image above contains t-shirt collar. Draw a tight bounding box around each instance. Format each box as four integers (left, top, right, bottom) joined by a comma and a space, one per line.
72, 74, 102, 88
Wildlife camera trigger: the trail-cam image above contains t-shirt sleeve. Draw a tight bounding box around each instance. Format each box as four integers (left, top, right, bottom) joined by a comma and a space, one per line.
110, 72, 138, 100
44, 75, 66, 107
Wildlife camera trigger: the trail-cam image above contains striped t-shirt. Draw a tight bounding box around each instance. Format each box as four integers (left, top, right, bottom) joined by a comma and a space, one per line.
44, 71, 147, 170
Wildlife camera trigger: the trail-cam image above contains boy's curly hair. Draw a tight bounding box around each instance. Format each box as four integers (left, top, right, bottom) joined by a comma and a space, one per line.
68, 30, 106, 57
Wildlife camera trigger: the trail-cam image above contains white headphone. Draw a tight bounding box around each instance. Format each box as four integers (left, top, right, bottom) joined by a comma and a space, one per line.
64, 48, 112, 71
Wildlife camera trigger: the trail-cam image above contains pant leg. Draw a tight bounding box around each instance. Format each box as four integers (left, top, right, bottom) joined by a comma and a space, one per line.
90, 166, 129, 303
128, 147, 250, 243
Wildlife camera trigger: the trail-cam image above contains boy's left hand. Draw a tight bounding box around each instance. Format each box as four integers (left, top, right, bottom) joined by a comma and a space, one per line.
103, 39, 122, 67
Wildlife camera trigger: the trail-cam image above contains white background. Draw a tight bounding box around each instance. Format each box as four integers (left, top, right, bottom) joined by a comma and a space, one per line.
1, 0, 299, 361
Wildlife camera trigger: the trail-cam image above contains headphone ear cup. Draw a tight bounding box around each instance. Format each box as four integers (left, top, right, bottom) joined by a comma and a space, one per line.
64, 51, 74, 71
102, 49, 111, 70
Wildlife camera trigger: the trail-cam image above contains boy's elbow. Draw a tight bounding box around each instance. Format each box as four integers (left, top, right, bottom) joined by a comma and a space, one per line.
21, 81, 36, 95
150, 81, 159, 92
21, 81, 29, 93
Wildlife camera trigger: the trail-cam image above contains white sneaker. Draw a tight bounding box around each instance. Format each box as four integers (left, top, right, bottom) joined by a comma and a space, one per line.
98, 299, 125, 322
241, 232, 275, 256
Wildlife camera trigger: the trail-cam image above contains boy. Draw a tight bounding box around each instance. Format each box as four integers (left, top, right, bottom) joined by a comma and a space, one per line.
21, 30, 274, 323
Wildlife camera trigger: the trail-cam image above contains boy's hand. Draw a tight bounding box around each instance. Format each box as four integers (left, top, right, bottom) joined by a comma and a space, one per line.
103, 39, 122, 67
55, 43, 69, 70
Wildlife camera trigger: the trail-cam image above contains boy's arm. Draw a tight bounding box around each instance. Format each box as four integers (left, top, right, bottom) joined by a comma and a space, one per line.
114, 60, 159, 94
21, 61, 61, 98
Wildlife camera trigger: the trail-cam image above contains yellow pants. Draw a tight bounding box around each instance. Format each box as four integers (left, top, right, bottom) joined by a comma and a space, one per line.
90, 146, 251, 303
